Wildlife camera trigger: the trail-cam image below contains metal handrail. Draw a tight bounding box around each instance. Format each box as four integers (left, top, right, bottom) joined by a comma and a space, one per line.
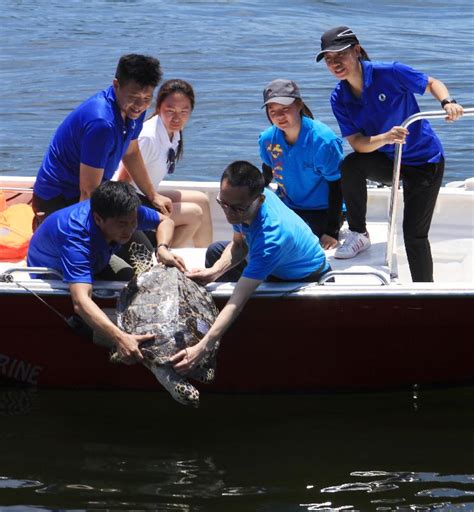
385, 107, 474, 276
318, 270, 390, 286
0, 266, 63, 282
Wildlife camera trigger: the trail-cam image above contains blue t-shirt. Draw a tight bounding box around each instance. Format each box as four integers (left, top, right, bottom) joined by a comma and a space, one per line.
232, 189, 328, 281
259, 116, 343, 210
34, 86, 145, 200
27, 201, 159, 284
330, 60, 443, 166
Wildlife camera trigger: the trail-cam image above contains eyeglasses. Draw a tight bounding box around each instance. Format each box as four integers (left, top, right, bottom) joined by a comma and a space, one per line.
167, 148, 176, 174
216, 194, 259, 215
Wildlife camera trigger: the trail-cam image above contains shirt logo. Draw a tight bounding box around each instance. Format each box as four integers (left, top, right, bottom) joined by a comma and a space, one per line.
378, 93, 387, 102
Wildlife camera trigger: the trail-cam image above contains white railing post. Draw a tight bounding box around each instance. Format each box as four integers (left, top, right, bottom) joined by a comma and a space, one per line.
385, 107, 474, 277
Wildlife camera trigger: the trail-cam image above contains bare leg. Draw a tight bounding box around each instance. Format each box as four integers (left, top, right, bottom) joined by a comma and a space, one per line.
159, 189, 213, 247
169, 201, 203, 247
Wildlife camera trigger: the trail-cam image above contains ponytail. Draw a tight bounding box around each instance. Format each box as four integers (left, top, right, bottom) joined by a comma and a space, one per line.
358, 45, 370, 61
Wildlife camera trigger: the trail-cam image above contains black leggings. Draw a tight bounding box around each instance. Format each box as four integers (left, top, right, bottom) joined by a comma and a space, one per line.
341, 151, 444, 282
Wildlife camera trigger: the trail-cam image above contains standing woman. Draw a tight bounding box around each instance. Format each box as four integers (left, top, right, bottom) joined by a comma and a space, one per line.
259, 79, 344, 249
317, 26, 464, 281
116, 79, 213, 248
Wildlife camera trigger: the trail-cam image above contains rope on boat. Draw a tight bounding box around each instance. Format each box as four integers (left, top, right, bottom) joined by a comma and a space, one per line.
0, 271, 75, 328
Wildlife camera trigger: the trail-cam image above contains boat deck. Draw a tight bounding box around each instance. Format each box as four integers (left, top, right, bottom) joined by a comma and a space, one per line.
0, 177, 473, 291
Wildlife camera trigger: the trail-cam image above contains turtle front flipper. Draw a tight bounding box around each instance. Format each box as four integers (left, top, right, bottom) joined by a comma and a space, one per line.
143, 360, 200, 408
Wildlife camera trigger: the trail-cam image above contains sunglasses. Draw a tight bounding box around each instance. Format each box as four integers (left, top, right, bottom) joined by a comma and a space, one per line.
216, 194, 260, 215
167, 148, 176, 174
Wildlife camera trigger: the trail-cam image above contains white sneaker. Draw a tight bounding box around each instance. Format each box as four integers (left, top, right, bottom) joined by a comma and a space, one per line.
334, 230, 371, 259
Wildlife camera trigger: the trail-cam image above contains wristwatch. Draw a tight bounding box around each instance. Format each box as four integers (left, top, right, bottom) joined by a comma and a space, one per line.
157, 243, 170, 250
441, 97, 457, 108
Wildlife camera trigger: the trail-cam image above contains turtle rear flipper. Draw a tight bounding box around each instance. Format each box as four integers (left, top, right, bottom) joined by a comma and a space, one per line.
143, 360, 199, 408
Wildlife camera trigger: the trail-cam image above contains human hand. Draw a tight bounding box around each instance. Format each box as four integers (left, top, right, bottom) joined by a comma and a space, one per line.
170, 343, 206, 376
156, 247, 187, 273
151, 193, 173, 215
384, 126, 409, 145
443, 102, 464, 122
186, 267, 217, 285
116, 333, 154, 365
320, 234, 338, 250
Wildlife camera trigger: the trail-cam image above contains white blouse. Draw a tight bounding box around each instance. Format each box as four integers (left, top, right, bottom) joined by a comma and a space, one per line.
120, 115, 180, 192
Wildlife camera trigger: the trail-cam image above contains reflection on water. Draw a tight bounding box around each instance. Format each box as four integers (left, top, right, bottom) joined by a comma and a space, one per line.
0, 387, 473, 511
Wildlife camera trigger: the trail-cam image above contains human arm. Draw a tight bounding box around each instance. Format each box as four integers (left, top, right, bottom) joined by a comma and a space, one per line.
262, 163, 274, 187
320, 178, 343, 249
69, 282, 153, 364
186, 231, 248, 284
425, 76, 464, 122
154, 214, 187, 272
170, 275, 261, 374
122, 139, 172, 215
79, 163, 104, 201
345, 127, 412, 153
315, 136, 344, 248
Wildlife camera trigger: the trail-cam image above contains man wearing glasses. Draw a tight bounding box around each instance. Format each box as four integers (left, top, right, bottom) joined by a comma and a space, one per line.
170, 160, 330, 375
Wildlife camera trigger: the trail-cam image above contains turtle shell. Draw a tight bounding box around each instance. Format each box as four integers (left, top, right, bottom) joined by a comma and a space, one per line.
116, 264, 219, 375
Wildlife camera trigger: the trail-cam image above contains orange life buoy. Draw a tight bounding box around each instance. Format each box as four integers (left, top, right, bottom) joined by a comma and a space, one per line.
0, 190, 6, 212
0, 203, 34, 262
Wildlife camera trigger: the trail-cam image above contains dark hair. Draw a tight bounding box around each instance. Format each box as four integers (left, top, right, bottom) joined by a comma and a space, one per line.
91, 181, 141, 220
115, 54, 162, 88
357, 45, 370, 61
221, 161, 265, 198
154, 79, 195, 161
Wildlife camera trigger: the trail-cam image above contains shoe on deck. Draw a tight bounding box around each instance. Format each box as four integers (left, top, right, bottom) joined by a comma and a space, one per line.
334, 231, 371, 259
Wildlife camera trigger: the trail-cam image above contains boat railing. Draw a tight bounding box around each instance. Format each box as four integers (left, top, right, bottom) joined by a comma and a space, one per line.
385, 107, 474, 277
0, 266, 63, 282
318, 270, 390, 286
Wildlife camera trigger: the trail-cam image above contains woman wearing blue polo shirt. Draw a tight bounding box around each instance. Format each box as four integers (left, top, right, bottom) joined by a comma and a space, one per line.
317, 26, 464, 281
259, 79, 344, 249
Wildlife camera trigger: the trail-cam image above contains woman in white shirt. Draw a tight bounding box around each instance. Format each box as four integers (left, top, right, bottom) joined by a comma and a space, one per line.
116, 79, 212, 247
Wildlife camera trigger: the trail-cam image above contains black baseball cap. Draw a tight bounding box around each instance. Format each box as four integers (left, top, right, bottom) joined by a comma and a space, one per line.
262, 79, 301, 108
316, 26, 359, 62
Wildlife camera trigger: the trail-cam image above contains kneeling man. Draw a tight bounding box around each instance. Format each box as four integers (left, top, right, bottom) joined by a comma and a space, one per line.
171, 160, 330, 374
27, 181, 185, 363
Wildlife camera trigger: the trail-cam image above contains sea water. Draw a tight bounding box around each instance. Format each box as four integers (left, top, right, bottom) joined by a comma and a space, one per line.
0, 0, 473, 182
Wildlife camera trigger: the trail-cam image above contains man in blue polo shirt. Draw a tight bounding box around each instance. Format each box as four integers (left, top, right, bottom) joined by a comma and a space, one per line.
169, 160, 330, 375
28, 181, 185, 364
32, 54, 171, 228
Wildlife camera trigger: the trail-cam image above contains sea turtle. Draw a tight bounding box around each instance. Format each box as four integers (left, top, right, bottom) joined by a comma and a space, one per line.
111, 243, 220, 407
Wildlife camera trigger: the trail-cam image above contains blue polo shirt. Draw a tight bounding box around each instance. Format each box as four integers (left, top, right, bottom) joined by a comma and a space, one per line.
232, 189, 328, 281
27, 201, 159, 284
34, 86, 145, 200
330, 60, 443, 166
259, 116, 343, 210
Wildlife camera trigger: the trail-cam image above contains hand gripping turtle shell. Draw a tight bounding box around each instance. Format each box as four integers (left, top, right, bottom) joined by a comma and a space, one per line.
111, 243, 220, 407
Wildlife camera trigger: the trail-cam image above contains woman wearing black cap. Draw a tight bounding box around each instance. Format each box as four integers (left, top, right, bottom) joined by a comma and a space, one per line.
259, 78, 344, 249
317, 26, 464, 282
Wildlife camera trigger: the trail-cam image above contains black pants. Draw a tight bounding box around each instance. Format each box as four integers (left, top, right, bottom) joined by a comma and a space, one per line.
205, 241, 330, 283
341, 151, 445, 282
291, 208, 328, 238
32, 193, 79, 230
